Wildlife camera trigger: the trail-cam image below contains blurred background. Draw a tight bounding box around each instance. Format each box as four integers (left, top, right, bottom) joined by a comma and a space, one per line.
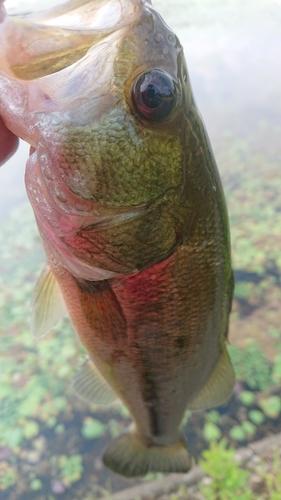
0, 0, 281, 498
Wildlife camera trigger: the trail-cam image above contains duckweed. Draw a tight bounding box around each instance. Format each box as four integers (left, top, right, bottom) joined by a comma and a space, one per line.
229, 426, 246, 442
59, 454, 83, 485
30, 478, 42, 491
203, 422, 222, 441
248, 410, 265, 425
239, 391, 256, 406
81, 417, 106, 440
22, 420, 40, 439
228, 344, 272, 391
241, 420, 256, 436
258, 396, 281, 419
206, 410, 221, 424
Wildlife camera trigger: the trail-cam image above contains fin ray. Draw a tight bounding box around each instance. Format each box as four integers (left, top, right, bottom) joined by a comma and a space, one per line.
188, 347, 235, 411
31, 264, 67, 338
103, 431, 192, 477
72, 359, 117, 406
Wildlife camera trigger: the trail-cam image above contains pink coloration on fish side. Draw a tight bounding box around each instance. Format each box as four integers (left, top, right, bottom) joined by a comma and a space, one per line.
0, 0, 234, 477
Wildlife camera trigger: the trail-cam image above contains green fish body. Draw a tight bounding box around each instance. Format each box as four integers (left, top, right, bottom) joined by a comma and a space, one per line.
0, 0, 234, 476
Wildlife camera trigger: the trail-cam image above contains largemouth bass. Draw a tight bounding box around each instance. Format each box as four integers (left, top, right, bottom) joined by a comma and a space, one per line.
0, 0, 234, 477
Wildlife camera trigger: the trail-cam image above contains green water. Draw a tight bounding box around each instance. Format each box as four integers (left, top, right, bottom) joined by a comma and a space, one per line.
0, 0, 281, 498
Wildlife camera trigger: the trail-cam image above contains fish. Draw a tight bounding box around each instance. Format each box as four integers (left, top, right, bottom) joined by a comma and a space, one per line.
0, 0, 234, 477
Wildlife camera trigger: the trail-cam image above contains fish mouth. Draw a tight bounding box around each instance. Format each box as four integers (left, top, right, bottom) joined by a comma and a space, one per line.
9, 0, 186, 280
0, 0, 148, 80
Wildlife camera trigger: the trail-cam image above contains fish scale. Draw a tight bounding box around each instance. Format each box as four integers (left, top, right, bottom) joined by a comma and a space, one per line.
57, 112, 183, 205
0, 0, 234, 477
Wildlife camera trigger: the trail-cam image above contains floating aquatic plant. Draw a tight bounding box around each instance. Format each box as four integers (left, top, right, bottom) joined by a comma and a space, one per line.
81, 417, 106, 440
258, 396, 281, 419
59, 454, 84, 486
228, 344, 272, 391
0, 465, 18, 490
248, 410, 265, 425
229, 425, 246, 442
203, 422, 222, 442
239, 391, 256, 406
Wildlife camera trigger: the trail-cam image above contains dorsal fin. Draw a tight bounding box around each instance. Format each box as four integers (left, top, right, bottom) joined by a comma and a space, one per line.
31, 264, 67, 338
72, 359, 118, 406
187, 347, 235, 411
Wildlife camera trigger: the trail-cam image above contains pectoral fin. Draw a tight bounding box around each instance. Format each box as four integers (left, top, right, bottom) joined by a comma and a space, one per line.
72, 359, 118, 406
187, 347, 235, 411
31, 264, 67, 338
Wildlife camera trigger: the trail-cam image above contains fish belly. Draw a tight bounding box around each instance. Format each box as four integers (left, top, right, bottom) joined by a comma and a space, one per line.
45, 232, 232, 476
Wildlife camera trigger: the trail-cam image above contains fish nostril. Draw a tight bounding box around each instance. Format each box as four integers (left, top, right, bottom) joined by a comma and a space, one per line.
167, 34, 175, 44
155, 33, 163, 43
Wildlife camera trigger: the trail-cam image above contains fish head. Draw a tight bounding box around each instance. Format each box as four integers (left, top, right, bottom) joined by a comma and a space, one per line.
0, 0, 208, 277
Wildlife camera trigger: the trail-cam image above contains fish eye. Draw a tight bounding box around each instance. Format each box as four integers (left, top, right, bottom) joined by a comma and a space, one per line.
132, 70, 177, 121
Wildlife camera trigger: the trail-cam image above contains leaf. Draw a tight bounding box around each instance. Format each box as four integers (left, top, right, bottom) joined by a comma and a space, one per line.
5, 427, 24, 447
239, 391, 255, 406
241, 420, 256, 436
248, 410, 265, 425
203, 422, 221, 441
23, 420, 40, 439
259, 396, 281, 418
229, 425, 245, 441
81, 417, 106, 439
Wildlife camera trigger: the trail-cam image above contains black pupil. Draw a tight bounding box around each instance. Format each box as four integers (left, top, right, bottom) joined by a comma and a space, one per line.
132, 70, 177, 121
141, 84, 162, 109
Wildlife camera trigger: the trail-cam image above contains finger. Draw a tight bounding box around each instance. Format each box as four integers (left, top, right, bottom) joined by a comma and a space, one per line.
0, 115, 19, 166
